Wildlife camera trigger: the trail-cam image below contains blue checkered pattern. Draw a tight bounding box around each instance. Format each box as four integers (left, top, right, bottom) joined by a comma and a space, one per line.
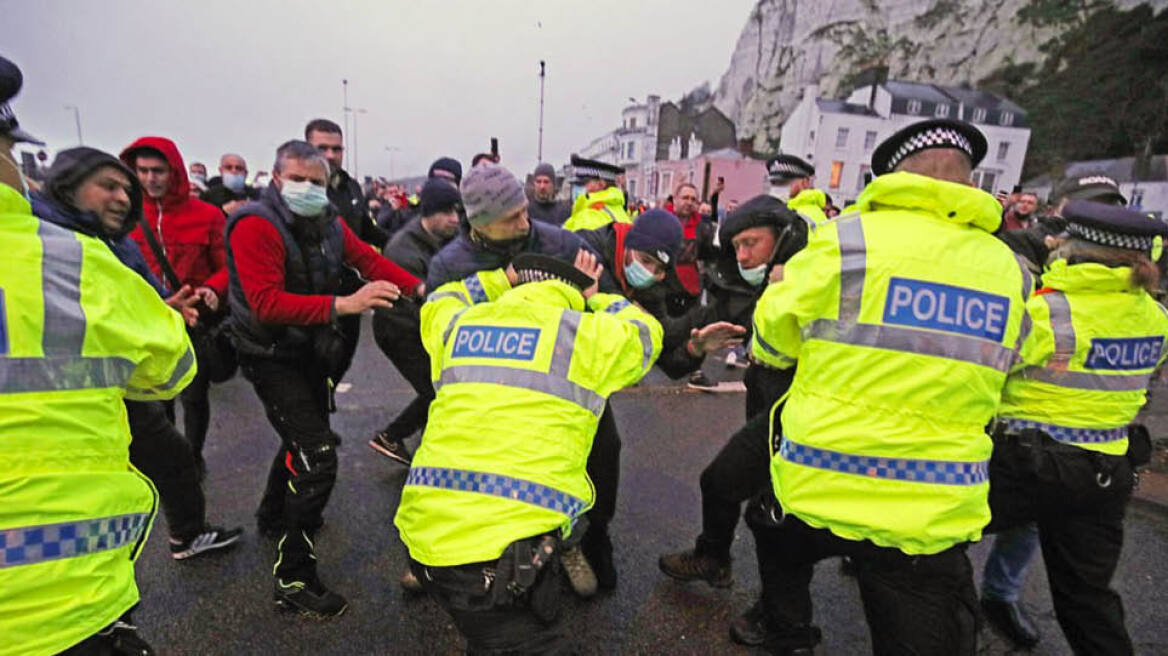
464, 275, 488, 304
0, 513, 150, 568
604, 299, 631, 314
1001, 417, 1127, 444
406, 467, 588, 518
780, 439, 988, 485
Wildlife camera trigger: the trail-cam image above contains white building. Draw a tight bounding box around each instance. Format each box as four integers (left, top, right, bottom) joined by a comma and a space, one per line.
1023, 155, 1168, 219
780, 80, 1031, 204
577, 96, 662, 200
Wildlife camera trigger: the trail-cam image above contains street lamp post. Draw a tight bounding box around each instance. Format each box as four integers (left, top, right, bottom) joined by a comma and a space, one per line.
384, 146, 400, 181
341, 79, 350, 171
344, 107, 367, 180
64, 105, 83, 145
538, 61, 546, 162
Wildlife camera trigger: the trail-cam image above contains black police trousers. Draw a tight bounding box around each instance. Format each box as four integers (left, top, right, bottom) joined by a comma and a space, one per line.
371, 312, 434, 441
410, 551, 567, 655
581, 403, 620, 562
242, 355, 339, 583
986, 435, 1135, 655
746, 496, 978, 655
125, 400, 205, 541
694, 365, 795, 561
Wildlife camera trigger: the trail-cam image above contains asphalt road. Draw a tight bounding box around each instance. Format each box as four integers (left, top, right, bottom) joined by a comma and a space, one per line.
132, 316, 1168, 655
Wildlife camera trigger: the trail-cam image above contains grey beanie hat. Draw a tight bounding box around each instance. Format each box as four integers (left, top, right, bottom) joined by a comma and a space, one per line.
533, 162, 556, 180
461, 164, 528, 227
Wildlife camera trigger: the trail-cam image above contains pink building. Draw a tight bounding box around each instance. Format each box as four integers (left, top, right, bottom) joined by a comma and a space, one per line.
626, 148, 769, 207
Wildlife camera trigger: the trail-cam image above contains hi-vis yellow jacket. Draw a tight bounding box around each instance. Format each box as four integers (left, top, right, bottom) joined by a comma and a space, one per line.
0, 185, 195, 656
751, 172, 1032, 555
998, 259, 1168, 456
395, 270, 661, 566
563, 187, 632, 232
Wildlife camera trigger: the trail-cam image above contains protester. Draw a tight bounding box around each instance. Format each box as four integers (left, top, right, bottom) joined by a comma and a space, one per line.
120, 136, 227, 476
201, 152, 259, 214
227, 139, 422, 617
526, 162, 571, 226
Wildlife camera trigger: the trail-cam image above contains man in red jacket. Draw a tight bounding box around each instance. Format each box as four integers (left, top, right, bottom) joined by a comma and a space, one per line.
227, 140, 423, 618
120, 136, 227, 475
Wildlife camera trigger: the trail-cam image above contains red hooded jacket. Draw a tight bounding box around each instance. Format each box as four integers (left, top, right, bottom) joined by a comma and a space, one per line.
120, 136, 228, 297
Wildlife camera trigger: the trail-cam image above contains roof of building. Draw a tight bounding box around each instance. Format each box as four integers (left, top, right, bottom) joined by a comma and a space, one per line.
1024, 155, 1168, 188
882, 80, 1026, 116
816, 99, 879, 116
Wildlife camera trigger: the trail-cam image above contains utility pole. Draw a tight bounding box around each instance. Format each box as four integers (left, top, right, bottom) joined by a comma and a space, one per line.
384, 146, 400, 181
342, 79, 350, 171
344, 107, 367, 180
64, 105, 83, 145
538, 60, 546, 162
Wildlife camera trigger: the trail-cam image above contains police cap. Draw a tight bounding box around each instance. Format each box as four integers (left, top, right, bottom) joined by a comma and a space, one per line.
871, 118, 986, 176
0, 55, 43, 145
570, 154, 624, 184
766, 154, 815, 183
1051, 175, 1126, 206
1062, 199, 1168, 253
511, 253, 594, 291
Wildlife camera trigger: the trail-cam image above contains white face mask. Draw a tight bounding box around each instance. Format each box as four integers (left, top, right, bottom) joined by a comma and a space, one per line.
280, 179, 330, 217
768, 184, 790, 203
738, 261, 768, 286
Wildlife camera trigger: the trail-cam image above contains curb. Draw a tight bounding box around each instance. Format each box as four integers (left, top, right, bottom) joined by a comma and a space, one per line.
1131, 469, 1168, 519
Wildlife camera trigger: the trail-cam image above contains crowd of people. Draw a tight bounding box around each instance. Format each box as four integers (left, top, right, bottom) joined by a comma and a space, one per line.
2, 51, 1166, 656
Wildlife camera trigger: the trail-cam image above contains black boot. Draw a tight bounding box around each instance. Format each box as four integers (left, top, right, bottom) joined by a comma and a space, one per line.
274, 576, 349, 618
980, 598, 1040, 649
581, 526, 617, 590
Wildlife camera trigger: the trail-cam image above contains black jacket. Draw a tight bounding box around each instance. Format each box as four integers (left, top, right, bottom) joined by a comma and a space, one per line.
383, 217, 449, 279
526, 195, 572, 227
328, 168, 388, 249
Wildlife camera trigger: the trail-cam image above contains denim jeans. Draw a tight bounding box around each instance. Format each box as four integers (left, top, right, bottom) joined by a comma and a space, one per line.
981, 523, 1040, 602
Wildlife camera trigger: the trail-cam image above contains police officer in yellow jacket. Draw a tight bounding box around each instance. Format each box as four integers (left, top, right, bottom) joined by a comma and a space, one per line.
766, 154, 828, 227
0, 183, 196, 656
562, 155, 631, 232
395, 250, 662, 654
985, 200, 1168, 656
744, 119, 1033, 653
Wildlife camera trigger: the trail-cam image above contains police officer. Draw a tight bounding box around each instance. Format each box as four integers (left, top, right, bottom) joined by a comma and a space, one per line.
1, 171, 195, 652
562, 155, 631, 232
0, 55, 42, 196
766, 154, 828, 226
395, 251, 662, 653
985, 200, 1168, 655
979, 173, 1132, 648
743, 118, 1032, 653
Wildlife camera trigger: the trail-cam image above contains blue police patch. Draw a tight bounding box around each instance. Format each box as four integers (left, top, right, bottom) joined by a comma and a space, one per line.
1084, 336, 1163, 371
451, 325, 540, 361
883, 277, 1009, 342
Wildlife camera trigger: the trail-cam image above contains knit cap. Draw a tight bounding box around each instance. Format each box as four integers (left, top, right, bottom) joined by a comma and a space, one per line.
460, 164, 527, 227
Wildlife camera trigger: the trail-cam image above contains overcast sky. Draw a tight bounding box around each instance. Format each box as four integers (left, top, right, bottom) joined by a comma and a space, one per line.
4, 0, 755, 182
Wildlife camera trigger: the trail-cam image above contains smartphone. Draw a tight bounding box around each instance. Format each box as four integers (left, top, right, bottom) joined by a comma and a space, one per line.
490, 137, 499, 160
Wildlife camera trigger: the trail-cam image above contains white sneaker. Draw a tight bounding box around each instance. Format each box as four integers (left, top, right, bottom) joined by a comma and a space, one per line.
561, 547, 598, 598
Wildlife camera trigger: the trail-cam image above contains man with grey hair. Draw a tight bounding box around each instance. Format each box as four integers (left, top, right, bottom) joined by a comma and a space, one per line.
201, 152, 259, 214
226, 139, 424, 618
526, 162, 571, 226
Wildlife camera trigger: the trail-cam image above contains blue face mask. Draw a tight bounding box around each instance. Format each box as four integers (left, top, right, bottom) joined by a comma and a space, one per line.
223, 172, 247, 193
280, 179, 330, 217
624, 255, 658, 289
738, 262, 768, 286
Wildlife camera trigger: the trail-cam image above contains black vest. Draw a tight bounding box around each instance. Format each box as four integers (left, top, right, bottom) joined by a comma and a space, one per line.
225, 184, 346, 357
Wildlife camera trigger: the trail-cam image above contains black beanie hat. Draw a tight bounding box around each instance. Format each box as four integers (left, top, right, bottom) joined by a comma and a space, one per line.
625, 208, 683, 266
45, 146, 143, 238
428, 157, 463, 184
420, 178, 462, 216
511, 253, 594, 291
718, 195, 798, 246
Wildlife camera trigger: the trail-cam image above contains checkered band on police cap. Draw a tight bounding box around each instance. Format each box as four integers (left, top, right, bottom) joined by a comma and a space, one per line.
1066, 222, 1155, 252
884, 127, 974, 173
572, 164, 618, 183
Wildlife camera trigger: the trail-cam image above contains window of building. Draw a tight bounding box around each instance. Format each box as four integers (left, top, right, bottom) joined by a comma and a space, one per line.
809, 130, 816, 143
971, 169, 998, 192
629, 117, 637, 129
661, 172, 673, 196
1130, 189, 1144, 208
999, 111, 1014, 127
857, 164, 871, 191
835, 127, 849, 148
864, 131, 877, 150
934, 103, 950, 118
996, 141, 1010, 161
906, 99, 922, 115
628, 179, 637, 198
971, 107, 987, 123
627, 142, 636, 159
829, 161, 844, 189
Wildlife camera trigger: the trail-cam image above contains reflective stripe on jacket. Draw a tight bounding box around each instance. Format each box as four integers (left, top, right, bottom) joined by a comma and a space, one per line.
563, 187, 632, 232
751, 172, 1031, 555
999, 259, 1168, 456
0, 185, 194, 656
395, 270, 661, 566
